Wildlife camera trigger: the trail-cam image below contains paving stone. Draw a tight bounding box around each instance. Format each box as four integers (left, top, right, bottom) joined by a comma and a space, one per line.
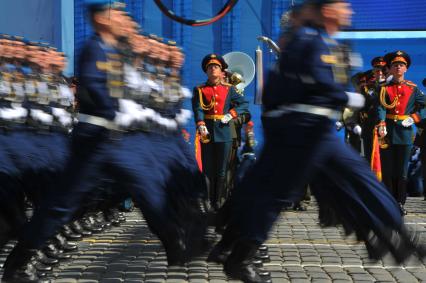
307, 272, 331, 279
100, 279, 124, 283
57, 271, 82, 278
1, 200, 425, 283
311, 280, 332, 283
55, 279, 78, 283
327, 273, 352, 280
189, 273, 209, 279
80, 271, 103, 280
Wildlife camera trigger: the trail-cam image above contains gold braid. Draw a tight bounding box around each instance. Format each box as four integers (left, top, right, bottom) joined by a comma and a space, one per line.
379, 86, 398, 109
198, 87, 215, 110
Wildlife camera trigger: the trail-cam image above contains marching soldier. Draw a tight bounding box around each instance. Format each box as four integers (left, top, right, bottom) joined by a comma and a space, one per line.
377, 51, 425, 215
1, 1, 199, 281
192, 54, 249, 212
210, 2, 425, 282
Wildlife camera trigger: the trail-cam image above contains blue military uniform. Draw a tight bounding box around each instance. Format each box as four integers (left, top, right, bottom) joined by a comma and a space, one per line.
377, 51, 424, 209
212, 8, 424, 281
2, 1, 197, 281
192, 54, 249, 211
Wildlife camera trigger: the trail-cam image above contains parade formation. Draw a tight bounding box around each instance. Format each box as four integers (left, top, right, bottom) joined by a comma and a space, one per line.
0, 0, 426, 282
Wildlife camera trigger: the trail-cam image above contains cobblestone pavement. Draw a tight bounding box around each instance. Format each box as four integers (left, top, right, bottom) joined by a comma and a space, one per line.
1, 197, 426, 282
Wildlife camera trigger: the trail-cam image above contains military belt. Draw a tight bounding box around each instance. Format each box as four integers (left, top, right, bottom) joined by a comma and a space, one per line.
385, 114, 409, 121
77, 113, 120, 131
263, 104, 341, 120
205, 114, 224, 120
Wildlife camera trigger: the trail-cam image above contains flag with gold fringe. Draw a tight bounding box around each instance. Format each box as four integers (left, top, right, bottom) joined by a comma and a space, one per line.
371, 126, 382, 181
194, 132, 203, 171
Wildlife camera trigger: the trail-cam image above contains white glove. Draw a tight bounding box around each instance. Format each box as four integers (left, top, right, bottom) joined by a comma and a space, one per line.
180, 87, 192, 98
58, 115, 73, 127
114, 112, 133, 127
220, 113, 233, 124
198, 125, 209, 136
345, 92, 365, 109
335, 121, 344, 131
175, 109, 192, 125
31, 109, 53, 125
353, 125, 362, 136
401, 117, 414, 127
12, 83, 25, 97
378, 125, 387, 137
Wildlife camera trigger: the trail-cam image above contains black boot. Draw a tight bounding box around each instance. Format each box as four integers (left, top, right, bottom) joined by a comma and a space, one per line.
34, 250, 59, 266
397, 179, 408, 215
117, 212, 126, 223
255, 250, 271, 263
2, 245, 40, 283
215, 176, 228, 210
52, 233, 78, 252
80, 216, 103, 233
104, 208, 121, 226
61, 224, 83, 241
224, 239, 271, 283
43, 243, 72, 260
207, 239, 233, 264
70, 220, 92, 237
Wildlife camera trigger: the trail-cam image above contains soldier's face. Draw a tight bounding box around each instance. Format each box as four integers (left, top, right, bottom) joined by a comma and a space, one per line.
373, 68, 384, 82
324, 2, 353, 28
390, 62, 407, 77
207, 64, 222, 79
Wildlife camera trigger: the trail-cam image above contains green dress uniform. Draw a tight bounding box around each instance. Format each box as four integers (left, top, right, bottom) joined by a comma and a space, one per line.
192, 54, 249, 211
377, 51, 424, 209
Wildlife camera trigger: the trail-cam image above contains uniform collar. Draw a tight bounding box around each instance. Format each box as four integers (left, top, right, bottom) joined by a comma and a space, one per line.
205, 80, 224, 87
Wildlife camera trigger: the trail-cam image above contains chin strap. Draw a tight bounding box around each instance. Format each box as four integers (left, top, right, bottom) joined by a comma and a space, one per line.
153, 0, 239, 26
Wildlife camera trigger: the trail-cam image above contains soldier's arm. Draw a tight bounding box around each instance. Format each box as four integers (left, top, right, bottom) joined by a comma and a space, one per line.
228, 87, 249, 119
411, 87, 425, 124
191, 86, 205, 127
77, 40, 114, 119
377, 98, 387, 124
305, 34, 349, 107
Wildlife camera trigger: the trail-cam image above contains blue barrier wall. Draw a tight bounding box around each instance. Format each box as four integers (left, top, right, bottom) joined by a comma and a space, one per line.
0, 0, 61, 46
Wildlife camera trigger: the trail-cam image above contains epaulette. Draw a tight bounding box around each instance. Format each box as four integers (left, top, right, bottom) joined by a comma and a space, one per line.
301, 27, 319, 36
404, 80, 417, 87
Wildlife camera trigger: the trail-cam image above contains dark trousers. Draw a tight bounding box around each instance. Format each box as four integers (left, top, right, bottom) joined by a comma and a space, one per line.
380, 144, 411, 204
222, 113, 402, 244
16, 124, 179, 250
420, 147, 426, 199
201, 141, 232, 209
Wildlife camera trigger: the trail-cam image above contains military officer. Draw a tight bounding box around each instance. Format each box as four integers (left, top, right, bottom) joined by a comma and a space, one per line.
192, 54, 248, 212
371, 56, 386, 83
355, 58, 383, 163
377, 51, 425, 214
